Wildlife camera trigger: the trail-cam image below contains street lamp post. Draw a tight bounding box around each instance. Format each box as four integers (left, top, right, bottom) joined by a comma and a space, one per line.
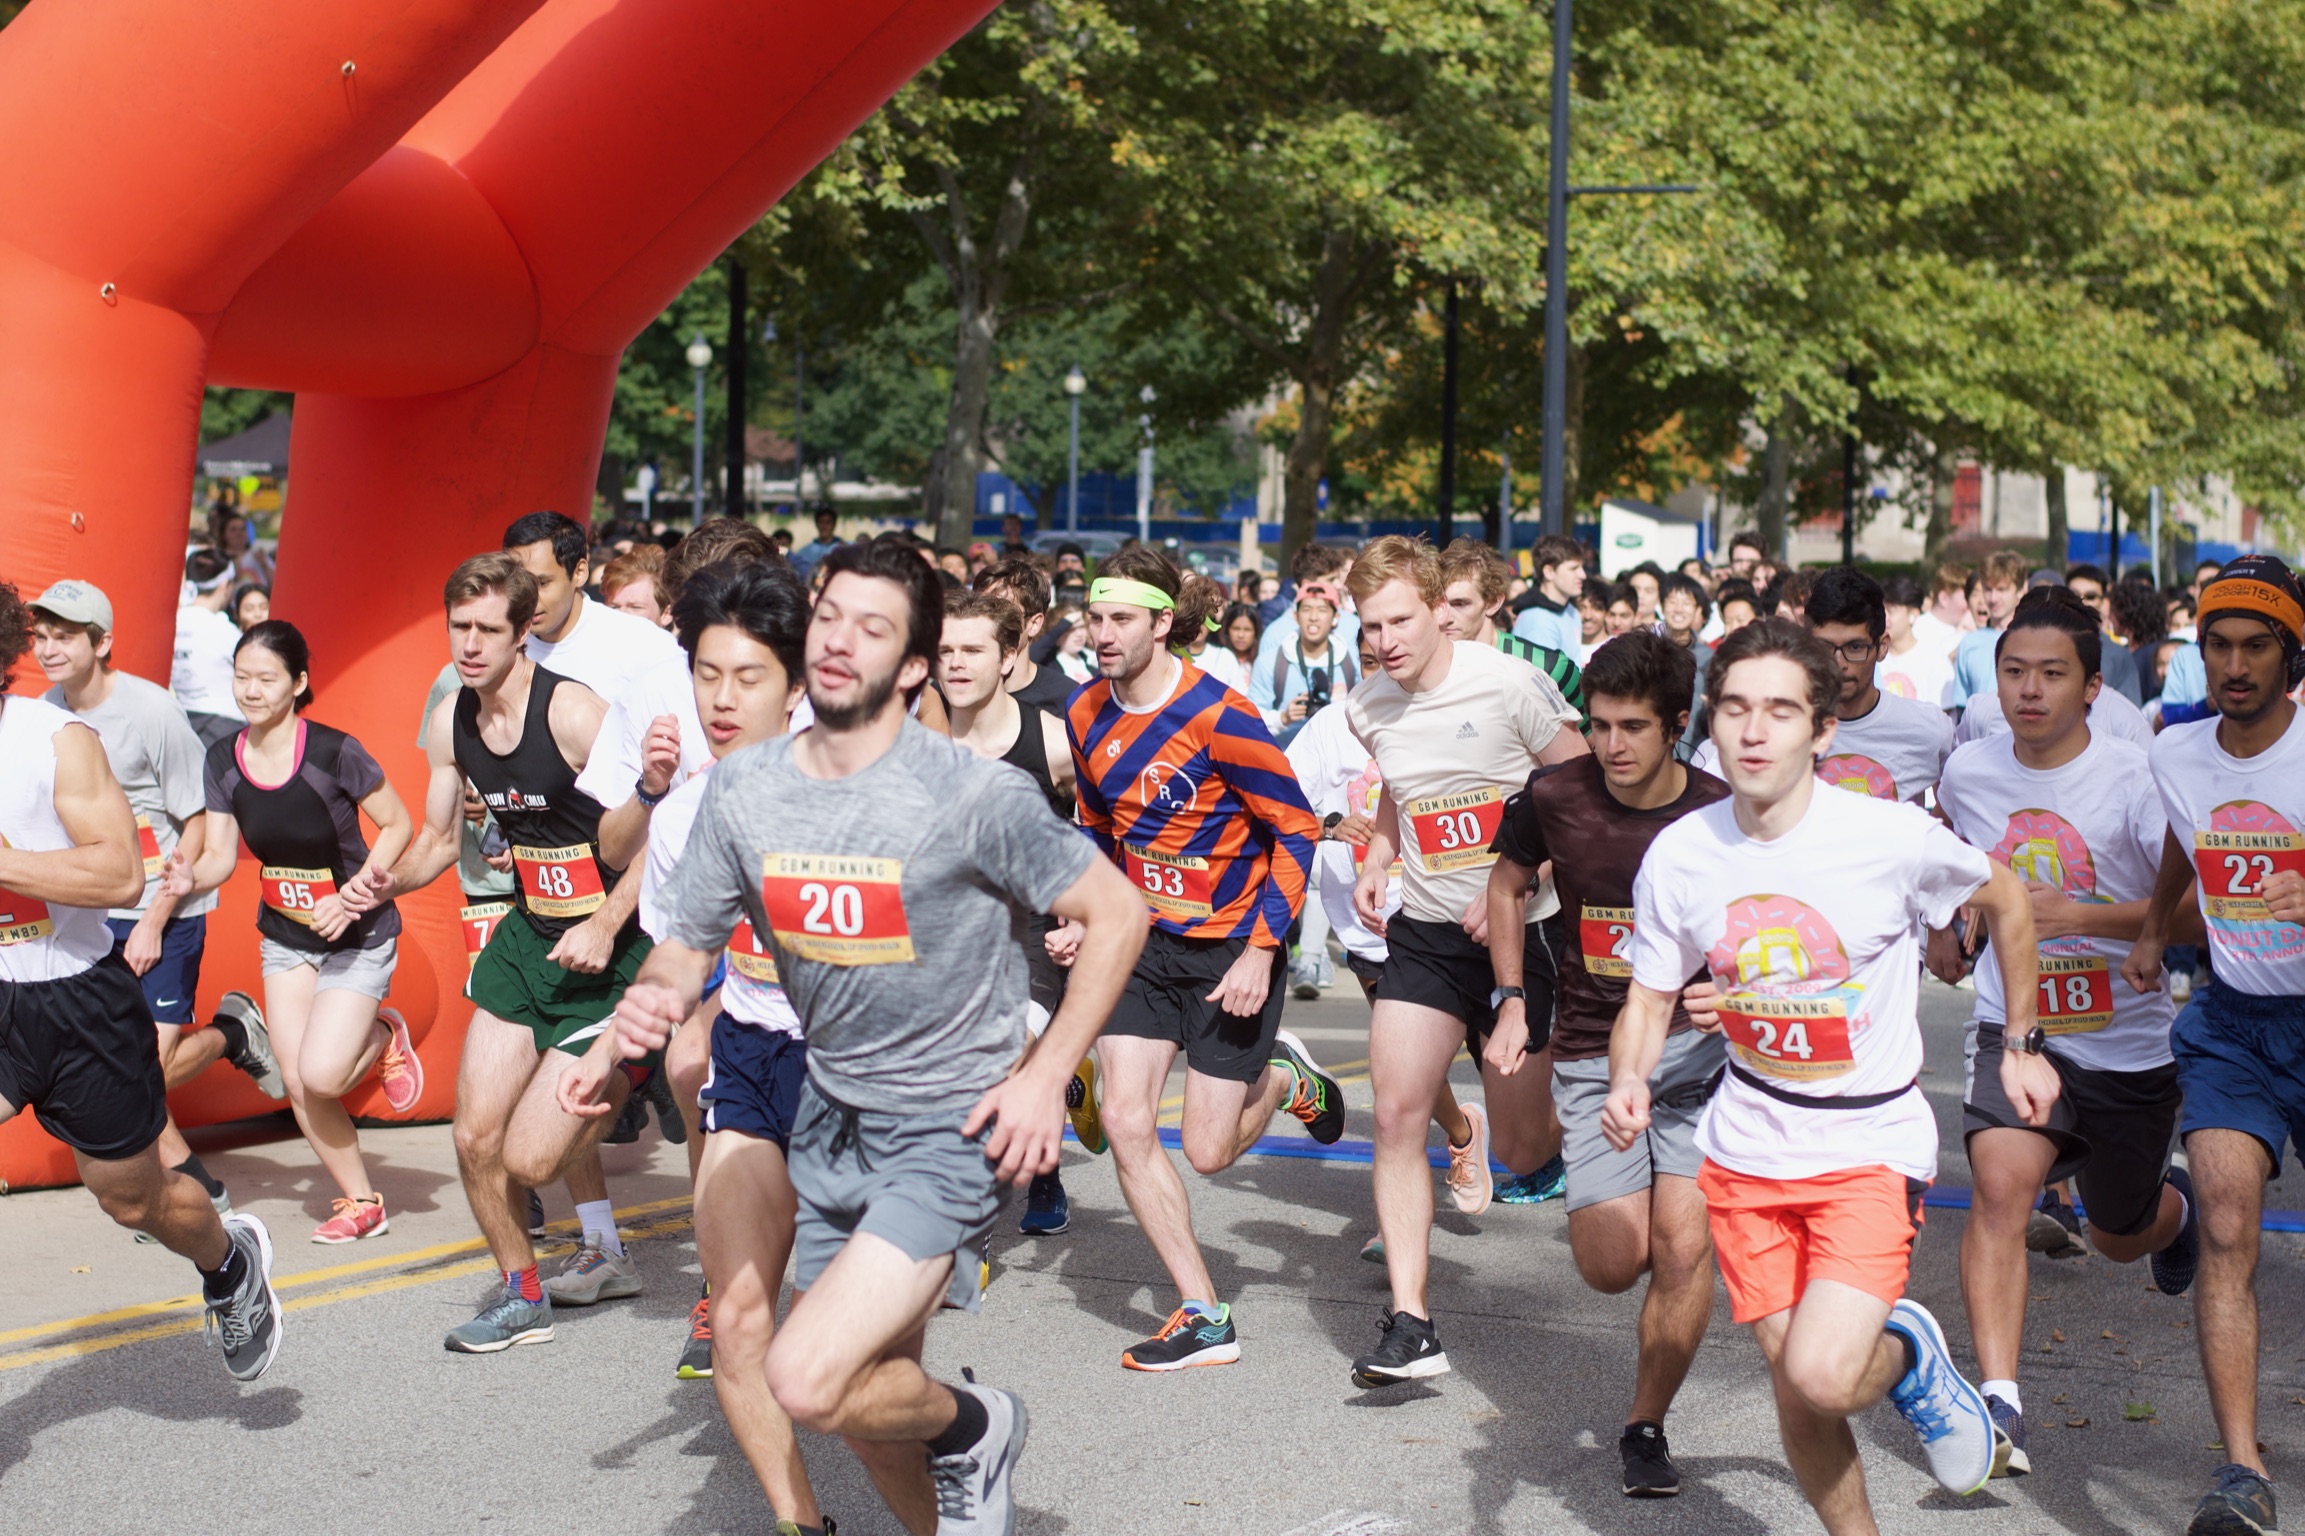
1136, 385, 1156, 546
1064, 365, 1086, 534
686, 334, 712, 522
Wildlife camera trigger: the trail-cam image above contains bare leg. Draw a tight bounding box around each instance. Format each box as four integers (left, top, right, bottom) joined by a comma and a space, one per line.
2188, 1128, 2271, 1475
1752, 1280, 1906, 1536
1959, 1127, 2057, 1383
668, 999, 714, 1184
1097, 1034, 1217, 1306
152, 1022, 227, 1171
75, 1141, 231, 1268
1480, 1043, 1559, 1176
1369, 1001, 1462, 1318
273, 976, 389, 1201
453, 1011, 545, 1272
504, 1048, 631, 1192
1176, 1064, 1289, 1176
1429, 1079, 1471, 1147
1630, 1175, 1715, 1425
2087, 1182, 2185, 1264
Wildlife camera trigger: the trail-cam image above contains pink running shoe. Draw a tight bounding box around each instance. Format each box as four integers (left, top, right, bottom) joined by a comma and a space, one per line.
375, 1007, 424, 1114
313, 1194, 388, 1244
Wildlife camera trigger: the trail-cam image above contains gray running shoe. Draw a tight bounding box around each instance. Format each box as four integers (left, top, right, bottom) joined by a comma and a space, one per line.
216, 991, 284, 1100
545, 1236, 643, 1305
444, 1290, 554, 1353
203, 1213, 282, 1382
929, 1383, 1027, 1535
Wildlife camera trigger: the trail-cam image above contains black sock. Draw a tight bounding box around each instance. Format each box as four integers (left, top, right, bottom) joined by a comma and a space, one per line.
200, 1235, 248, 1299
926, 1385, 989, 1457
173, 1153, 225, 1200
210, 1013, 249, 1063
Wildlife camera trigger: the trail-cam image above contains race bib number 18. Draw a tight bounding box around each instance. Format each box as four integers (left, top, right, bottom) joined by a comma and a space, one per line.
2036, 953, 2113, 1033
1580, 904, 1635, 979
261, 864, 338, 924
1405, 786, 1507, 874
761, 854, 914, 965
1716, 992, 1856, 1080
513, 844, 607, 920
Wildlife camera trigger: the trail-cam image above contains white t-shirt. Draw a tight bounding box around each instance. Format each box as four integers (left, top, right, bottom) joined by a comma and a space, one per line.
1284, 698, 1400, 960
44, 673, 219, 921
2149, 709, 2305, 997
1346, 642, 1578, 927
1877, 638, 1956, 709
1938, 732, 2174, 1071
0, 698, 118, 983
525, 594, 682, 704
1629, 783, 1990, 1181
640, 766, 799, 1036
1195, 646, 1247, 695
1956, 685, 2152, 749
1691, 690, 1955, 804
573, 652, 713, 812
170, 604, 243, 720
1911, 610, 1963, 665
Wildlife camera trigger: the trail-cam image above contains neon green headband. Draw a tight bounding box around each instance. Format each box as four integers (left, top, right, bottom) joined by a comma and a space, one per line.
1087, 576, 1175, 612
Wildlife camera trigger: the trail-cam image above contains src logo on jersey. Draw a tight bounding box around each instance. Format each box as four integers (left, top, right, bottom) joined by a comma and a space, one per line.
481, 788, 554, 813
1140, 761, 1198, 816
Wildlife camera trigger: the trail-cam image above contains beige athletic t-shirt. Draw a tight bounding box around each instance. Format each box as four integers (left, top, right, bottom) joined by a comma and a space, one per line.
1347, 640, 1578, 926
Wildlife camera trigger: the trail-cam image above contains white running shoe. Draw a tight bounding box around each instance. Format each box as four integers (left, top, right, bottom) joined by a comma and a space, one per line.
929, 1381, 1028, 1534
1884, 1299, 1995, 1495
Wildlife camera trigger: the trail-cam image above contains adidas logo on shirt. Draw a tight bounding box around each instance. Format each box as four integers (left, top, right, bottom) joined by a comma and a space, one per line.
1456, 722, 1480, 740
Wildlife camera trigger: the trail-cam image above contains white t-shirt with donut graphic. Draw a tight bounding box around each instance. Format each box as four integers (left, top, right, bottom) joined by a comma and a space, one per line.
2150, 709, 2305, 998
1938, 731, 2174, 1072
1630, 782, 1990, 1180
1692, 689, 1954, 805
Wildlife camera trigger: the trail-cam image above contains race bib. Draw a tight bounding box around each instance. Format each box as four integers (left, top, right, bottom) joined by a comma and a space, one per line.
1580, 904, 1635, 979
1123, 842, 1214, 924
2193, 829, 2305, 924
134, 815, 163, 878
0, 836, 51, 944
1716, 992, 1856, 1081
260, 864, 338, 924
2036, 953, 2113, 1034
460, 899, 512, 971
1405, 786, 1507, 874
761, 853, 914, 965
513, 843, 607, 920
726, 914, 781, 984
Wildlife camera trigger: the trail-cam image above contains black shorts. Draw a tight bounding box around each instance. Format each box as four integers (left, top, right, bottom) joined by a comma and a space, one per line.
0, 955, 169, 1161
1104, 927, 1287, 1083
1964, 1027, 2182, 1237
1375, 911, 1559, 1052
699, 1015, 808, 1151
1025, 913, 1067, 1018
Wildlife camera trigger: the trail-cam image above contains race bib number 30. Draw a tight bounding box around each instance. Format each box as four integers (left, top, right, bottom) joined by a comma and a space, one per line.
460, 900, 512, 971
2036, 953, 2113, 1034
260, 864, 338, 924
1406, 786, 1506, 874
1123, 843, 1214, 923
761, 854, 914, 965
2193, 829, 2305, 924
726, 915, 781, 984
134, 815, 163, 878
1716, 992, 1856, 1080
514, 844, 607, 919
1580, 904, 1635, 978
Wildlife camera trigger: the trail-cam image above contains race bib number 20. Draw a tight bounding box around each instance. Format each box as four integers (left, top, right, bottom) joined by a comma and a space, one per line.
1406, 786, 1507, 874
761, 854, 914, 965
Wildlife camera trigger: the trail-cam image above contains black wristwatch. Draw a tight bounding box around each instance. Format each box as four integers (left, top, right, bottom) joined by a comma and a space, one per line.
634, 775, 669, 809
1320, 811, 1345, 841
2006, 1024, 2048, 1056
1490, 985, 1526, 1009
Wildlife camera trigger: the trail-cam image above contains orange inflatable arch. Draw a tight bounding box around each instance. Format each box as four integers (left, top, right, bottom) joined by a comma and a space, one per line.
0, 0, 994, 1187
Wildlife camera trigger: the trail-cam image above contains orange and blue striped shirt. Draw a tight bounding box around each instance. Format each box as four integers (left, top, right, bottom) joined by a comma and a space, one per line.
1067, 661, 1319, 946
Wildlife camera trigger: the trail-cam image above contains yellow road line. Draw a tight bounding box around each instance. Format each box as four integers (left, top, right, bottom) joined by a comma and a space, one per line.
0, 1195, 695, 1365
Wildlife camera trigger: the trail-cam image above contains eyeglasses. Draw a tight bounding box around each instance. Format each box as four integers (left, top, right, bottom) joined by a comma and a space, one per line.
1828, 639, 1880, 663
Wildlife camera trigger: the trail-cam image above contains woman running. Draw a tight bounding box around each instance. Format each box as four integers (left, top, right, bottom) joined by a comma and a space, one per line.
159, 619, 423, 1244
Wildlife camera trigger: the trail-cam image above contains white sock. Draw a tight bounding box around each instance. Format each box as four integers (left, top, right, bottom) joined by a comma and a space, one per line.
576, 1199, 624, 1256
1981, 1378, 2021, 1413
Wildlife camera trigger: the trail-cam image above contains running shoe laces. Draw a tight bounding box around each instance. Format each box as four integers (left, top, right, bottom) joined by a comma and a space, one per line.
929, 1451, 981, 1520
1286, 1073, 1324, 1122
687, 1297, 712, 1343
1445, 1136, 1483, 1194
1889, 1349, 1955, 1441
204, 1292, 253, 1355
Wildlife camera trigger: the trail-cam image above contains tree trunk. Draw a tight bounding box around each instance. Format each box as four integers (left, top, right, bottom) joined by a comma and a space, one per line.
937, 298, 999, 547
1273, 230, 1376, 566
1281, 373, 1337, 566
1756, 407, 1792, 560
2043, 463, 2067, 568
1923, 439, 1958, 569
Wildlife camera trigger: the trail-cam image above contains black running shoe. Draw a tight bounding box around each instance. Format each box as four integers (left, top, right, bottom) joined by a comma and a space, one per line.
203, 1214, 283, 1382
604, 1090, 649, 1145
2026, 1191, 2085, 1257
675, 1294, 713, 1380
1121, 1305, 1240, 1371
1351, 1309, 1448, 1387
1271, 1028, 1345, 1144
644, 1068, 687, 1145
1620, 1421, 1680, 1497
527, 1189, 548, 1238
2153, 1166, 2200, 1297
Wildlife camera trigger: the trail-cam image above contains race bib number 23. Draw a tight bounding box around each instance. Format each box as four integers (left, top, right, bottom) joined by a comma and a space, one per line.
761, 854, 914, 965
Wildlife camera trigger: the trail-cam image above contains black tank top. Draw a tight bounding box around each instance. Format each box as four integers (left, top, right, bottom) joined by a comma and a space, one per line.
207, 721, 401, 954
452, 667, 625, 940
999, 699, 1069, 817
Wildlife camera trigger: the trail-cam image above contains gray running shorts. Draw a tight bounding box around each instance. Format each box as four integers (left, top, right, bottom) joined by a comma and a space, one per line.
258, 935, 396, 1000
787, 1077, 1002, 1312
1554, 1027, 1724, 1214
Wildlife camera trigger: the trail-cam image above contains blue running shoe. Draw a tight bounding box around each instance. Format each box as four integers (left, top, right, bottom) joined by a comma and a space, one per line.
1019, 1171, 1070, 1235
445, 1290, 554, 1354
2189, 1462, 2278, 1535
1884, 1299, 1995, 1495
1986, 1393, 2029, 1477
2154, 1166, 2201, 1297
1495, 1153, 1567, 1205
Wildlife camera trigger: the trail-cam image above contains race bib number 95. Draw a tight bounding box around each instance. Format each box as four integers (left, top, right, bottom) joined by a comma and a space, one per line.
261, 864, 338, 924
514, 844, 607, 920
761, 854, 914, 965
1580, 905, 1635, 979
1406, 786, 1506, 874
1716, 992, 1855, 1081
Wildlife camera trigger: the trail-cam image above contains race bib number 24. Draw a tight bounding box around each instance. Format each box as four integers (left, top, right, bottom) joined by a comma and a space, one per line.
1716, 992, 1856, 1081
761, 854, 914, 965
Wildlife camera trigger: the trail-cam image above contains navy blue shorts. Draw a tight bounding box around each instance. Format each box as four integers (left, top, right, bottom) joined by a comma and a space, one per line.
2173, 979, 2305, 1176
699, 1013, 807, 1150
105, 915, 206, 1026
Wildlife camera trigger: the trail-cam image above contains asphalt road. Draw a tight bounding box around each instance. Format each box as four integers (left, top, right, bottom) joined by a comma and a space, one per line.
3, 978, 2300, 1536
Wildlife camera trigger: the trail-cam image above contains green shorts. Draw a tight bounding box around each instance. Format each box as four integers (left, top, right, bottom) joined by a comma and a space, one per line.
466, 911, 654, 1058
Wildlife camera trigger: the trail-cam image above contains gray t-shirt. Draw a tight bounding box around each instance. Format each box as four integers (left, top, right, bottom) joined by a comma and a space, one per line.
44, 672, 216, 921
665, 719, 1096, 1113
419, 663, 516, 900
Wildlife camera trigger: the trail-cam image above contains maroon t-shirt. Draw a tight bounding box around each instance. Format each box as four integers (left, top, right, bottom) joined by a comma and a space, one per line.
1493, 755, 1730, 1061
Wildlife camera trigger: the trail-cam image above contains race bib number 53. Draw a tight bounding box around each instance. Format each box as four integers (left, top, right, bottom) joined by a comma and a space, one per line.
1406, 786, 1506, 874
261, 864, 338, 924
514, 844, 607, 920
1123, 843, 1214, 924
1716, 992, 1855, 1080
761, 854, 914, 965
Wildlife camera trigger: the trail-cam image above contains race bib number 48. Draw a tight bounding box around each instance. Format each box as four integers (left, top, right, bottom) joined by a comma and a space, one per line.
1580, 904, 1635, 979
261, 864, 338, 924
761, 854, 914, 965
1716, 992, 1855, 1080
2194, 829, 2305, 924
1123, 843, 1214, 924
514, 844, 607, 920
460, 900, 512, 971
1406, 786, 1506, 874
2036, 953, 2113, 1034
